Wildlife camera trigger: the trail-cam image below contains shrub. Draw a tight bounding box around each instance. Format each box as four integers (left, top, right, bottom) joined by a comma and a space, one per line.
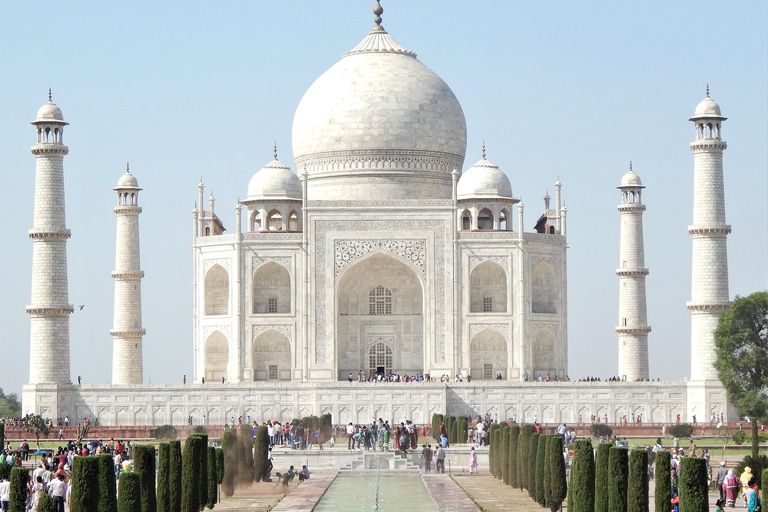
501, 424, 510, 484
608, 447, 629, 512
168, 440, 183, 512
520, 424, 535, 491
182, 436, 202, 512
535, 434, 548, 506
548, 435, 567, 512
70, 457, 99, 512
654, 451, 672, 512
319, 413, 333, 440
679, 457, 708, 512
37, 490, 54, 512
194, 434, 209, 508
668, 424, 695, 439
543, 435, 552, 507
237, 429, 254, 485
445, 416, 455, 446
594, 442, 611, 512
221, 429, 238, 497
570, 439, 595, 512
9, 467, 29, 512
590, 423, 613, 439
431, 413, 443, 443
488, 423, 499, 477
117, 472, 142, 512
628, 449, 649, 512
157, 443, 170, 512
762, 469, 768, 508
253, 425, 270, 483
528, 433, 539, 499
97, 453, 118, 512
151, 425, 179, 440
207, 446, 217, 508
732, 430, 747, 445
215, 448, 224, 485
191, 425, 208, 435
133, 444, 157, 512
456, 416, 468, 444
509, 424, 520, 488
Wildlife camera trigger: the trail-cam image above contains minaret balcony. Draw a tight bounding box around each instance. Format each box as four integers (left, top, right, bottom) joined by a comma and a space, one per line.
686, 301, 731, 312
28, 229, 71, 240
687, 224, 731, 235
615, 326, 651, 334
114, 205, 142, 214
615, 268, 649, 277
690, 139, 727, 151
617, 204, 646, 212
26, 305, 74, 315
111, 271, 145, 279
30, 144, 69, 156
109, 329, 146, 337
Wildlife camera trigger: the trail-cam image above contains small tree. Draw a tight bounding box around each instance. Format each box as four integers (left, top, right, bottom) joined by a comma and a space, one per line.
589, 423, 613, 439
608, 447, 629, 512
182, 436, 202, 512
207, 446, 217, 508
679, 457, 709, 512
118, 472, 142, 512
445, 416, 455, 446
215, 448, 224, 485
488, 423, 498, 477
520, 424, 535, 491
221, 429, 238, 496
71, 457, 99, 512
432, 413, 444, 443
37, 490, 54, 512
168, 440, 183, 512
194, 434, 209, 508
668, 424, 695, 439
535, 434, 548, 506
151, 425, 179, 440
509, 424, 520, 488
628, 449, 649, 512
238, 429, 254, 485
501, 424, 510, 484
157, 443, 170, 512
253, 425, 270, 483
548, 435, 567, 512
21, 414, 49, 448
528, 433, 539, 499
543, 435, 553, 507
654, 451, 672, 512
9, 467, 29, 512
97, 453, 118, 512
570, 439, 595, 512
133, 445, 157, 512
594, 442, 611, 512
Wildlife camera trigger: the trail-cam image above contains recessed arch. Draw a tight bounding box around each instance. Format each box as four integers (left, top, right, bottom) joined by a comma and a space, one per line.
204, 264, 229, 315
469, 261, 507, 313
478, 208, 493, 230
469, 327, 507, 379
253, 262, 291, 314
499, 209, 509, 231
251, 210, 262, 231
204, 331, 228, 382
288, 210, 299, 231
252, 329, 291, 381
460, 209, 472, 230
266, 209, 283, 231
531, 262, 557, 314
532, 327, 556, 377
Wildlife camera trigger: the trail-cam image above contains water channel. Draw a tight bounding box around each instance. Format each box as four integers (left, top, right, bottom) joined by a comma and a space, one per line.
313, 471, 439, 511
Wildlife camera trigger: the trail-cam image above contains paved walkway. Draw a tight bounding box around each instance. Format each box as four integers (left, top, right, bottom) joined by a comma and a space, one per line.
216, 471, 337, 511
271, 471, 337, 512
422, 474, 480, 511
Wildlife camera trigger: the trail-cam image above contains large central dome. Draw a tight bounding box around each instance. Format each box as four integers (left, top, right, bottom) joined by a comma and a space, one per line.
292, 10, 467, 201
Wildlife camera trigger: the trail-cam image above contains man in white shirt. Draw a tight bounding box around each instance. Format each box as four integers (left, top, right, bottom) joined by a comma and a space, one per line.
48, 473, 68, 512
0, 476, 10, 512
346, 423, 355, 450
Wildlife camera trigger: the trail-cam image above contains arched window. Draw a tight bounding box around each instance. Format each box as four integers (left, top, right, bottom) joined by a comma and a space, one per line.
204, 264, 229, 315
251, 211, 262, 231
532, 262, 557, 314
253, 262, 291, 314
288, 211, 299, 231
205, 226, 211, 236
461, 210, 471, 230
266, 210, 283, 231
368, 342, 393, 376
478, 208, 493, 230
469, 261, 507, 313
548, 226, 555, 234
499, 209, 509, 231
368, 285, 392, 315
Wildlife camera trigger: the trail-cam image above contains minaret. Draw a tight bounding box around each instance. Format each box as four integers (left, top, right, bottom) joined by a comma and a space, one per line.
27, 90, 73, 384
110, 165, 146, 385
616, 163, 651, 381
688, 89, 730, 381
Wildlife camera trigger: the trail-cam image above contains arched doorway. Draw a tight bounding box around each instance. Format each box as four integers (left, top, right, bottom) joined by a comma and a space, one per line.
204, 331, 228, 381
469, 328, 507, 379
204, 264, 229, 315
336, 252, 424, 380
252, 329, 291, 380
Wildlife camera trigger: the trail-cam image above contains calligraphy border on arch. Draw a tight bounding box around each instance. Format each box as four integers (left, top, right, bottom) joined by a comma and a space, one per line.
315, 220, 447, 364
251, 256, 292, 274
334, 239, 427, 277
468, 255, 510, 273
203, 325, 231, 340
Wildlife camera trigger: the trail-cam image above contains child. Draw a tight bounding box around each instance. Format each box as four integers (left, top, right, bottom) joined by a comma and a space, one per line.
715, 498, 725, 512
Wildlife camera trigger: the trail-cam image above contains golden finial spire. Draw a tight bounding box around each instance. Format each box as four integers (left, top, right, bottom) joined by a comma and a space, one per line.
273, 141, 278, 160
629, 160, 633, 172
373, 0, 384, 31
126, 162, 130, 173
706, 84, 710, 97
481, 141, 486, 160
48, 87, 52, 102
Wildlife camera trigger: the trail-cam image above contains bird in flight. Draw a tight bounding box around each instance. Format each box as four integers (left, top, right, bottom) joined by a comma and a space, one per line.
78, 305, 85, 310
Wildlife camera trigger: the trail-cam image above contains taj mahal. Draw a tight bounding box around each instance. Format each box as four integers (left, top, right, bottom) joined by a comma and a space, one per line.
22, 2, 734, 426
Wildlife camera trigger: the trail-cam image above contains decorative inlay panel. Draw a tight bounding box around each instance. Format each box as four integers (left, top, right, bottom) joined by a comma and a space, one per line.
530, 255, 558, 270
203, 325, 230, 340
203, 259, 230, 273
468, 256, 509, 272
335, 240, 426, 277
252, 324, 293, 341
308, 199, 452, 208
251, 256, 292, 273
469, 323, 510, 340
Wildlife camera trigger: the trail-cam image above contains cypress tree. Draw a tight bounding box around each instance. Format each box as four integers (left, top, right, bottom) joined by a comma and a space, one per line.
70, 457, 99, 512
169, 440, 183, 512
654, 451, 672, 512
549, 435, 567, 512
193, 434, 209, 508
594, 442, 611, 512
0, 425, 4, 461
157, 443, 170, 512
520, 424, 535, 491
537, 435, 549, 507
433, 414, 444, 443
182, 436, 202, 512
236, 428, 254, 485
762, 469, 768, 508
133, 444, 157, 512
569, 439, 595, 512
627, 449, 649, 512
9, 467, 29, 512
97, 453, 118, 512
501, 424, 510, 484
215, 448, 225, 485
517, 431, 525, 490
509, 424, 520, 488
221, 429, 238, 497
207, 446, 217, 508
37, 490, 54, 512
253, 425, 270, 483
608, 447, 629, 512
487, 423, 497, 476
445, 416, 454, 446
456, 416, 467, 444
678, 457, 708, 512
528, 433, 539, 499
117, 472, 142, 512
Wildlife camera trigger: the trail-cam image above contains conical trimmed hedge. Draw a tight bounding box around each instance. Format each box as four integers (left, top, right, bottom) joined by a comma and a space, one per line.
501, 424, 510, 484
543, 435, 552, 507
628, 449, 649, 512
193, 434, 209, 507
679, 457, 708, 512
97, 453, 118, 512
168, 440, 183, 512
71, 457, 99, 512
608, 447, 629, 512
536, 434, 548, 506
118, 472, 142, 512
238, 429, 254, 485
654, 451, 672, 512
215, 448, 224, 485
253, 425, 270, 483
207, 446, 217, 508
182, 436, 203, 512
432, 413, 444, 443
133, 444, 157, 512
221, 429, 238, 497
9, 467, 29, 512
548, 435, 567, 511
37, 489, 54, 512
488, 423, 499, 477
157, 443, 170, 512
520, 424, 535, 491
509, 424, 520, 488
569, 439, 595, 512
528, 433, 539, 499
594, 442, 611, 512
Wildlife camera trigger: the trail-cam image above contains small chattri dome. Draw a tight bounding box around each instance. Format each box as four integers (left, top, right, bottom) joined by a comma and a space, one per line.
115, 171, 140, 189
247, 159, 302, 200
457, 158, 513, 200
32, 90, 68, 125
690, 95, 726, 121
619, 169, 644, 188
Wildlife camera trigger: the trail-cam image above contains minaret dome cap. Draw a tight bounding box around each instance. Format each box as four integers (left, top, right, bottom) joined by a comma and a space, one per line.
689, 96, 727, 121
32, 92, 68, 125
114, 171, 141, 191
618, 169, 644, 189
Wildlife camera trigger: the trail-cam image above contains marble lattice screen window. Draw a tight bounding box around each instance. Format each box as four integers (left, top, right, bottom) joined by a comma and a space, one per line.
368, 285, 392, 315
483, 363, 493, 380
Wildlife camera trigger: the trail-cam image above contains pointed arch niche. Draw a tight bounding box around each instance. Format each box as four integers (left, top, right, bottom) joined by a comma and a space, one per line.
204, 264, 229, 316
336, 252, 424, 380
469, 261, 507, 313
253, 262, 291, 314
252, 329, 291, 381
204, 331, 228, 382
469, 327, 507, 379
532, 327, 556, 378
531, 262, 557, 314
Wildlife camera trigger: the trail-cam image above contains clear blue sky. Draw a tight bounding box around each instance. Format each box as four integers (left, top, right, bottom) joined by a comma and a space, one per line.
0, 1, 765, 395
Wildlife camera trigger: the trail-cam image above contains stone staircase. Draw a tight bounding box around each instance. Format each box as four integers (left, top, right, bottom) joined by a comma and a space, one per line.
339, 451, 420, 472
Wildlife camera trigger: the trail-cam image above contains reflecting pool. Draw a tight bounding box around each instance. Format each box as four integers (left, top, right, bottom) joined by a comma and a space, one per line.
313, 472, 439, 511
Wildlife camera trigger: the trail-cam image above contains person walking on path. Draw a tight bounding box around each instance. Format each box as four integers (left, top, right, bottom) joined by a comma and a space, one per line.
468, 446, 478, 474
420, 444, 432, 473
436, 445, 446, 473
